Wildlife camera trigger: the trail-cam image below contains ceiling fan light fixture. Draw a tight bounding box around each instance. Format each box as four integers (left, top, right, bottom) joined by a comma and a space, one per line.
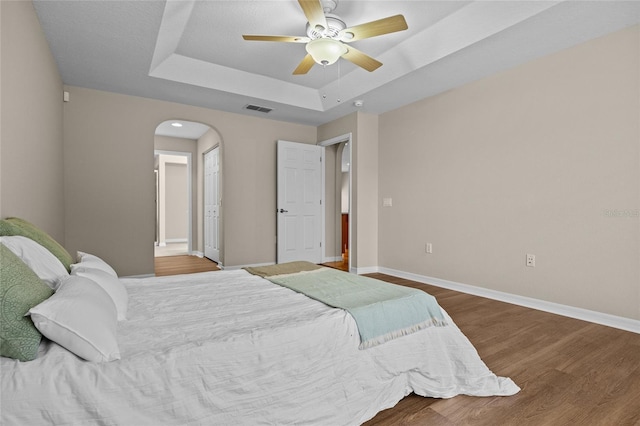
306, 38, 347, 66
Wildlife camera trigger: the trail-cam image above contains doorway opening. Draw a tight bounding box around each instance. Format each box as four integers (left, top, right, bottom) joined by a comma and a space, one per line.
154, 150, 192, 257
319, 133, 352, 273
154, 119, 221, 263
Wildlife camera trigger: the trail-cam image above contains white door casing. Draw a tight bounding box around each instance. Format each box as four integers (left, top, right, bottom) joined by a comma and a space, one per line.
204, 147, 220, 262
277, 140, 323, 264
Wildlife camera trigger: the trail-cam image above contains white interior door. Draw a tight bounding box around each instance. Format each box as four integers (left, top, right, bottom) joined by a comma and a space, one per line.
277, 140, 323, 264
204, 147, 220, 262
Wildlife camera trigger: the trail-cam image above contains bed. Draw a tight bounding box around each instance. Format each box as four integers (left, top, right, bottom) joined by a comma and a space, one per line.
1, 218, 519, 425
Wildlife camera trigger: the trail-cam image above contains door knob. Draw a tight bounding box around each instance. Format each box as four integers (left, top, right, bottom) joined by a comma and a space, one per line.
278, 209, 288, 213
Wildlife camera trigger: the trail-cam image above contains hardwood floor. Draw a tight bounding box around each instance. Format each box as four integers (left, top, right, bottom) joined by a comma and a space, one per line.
321, 259, 349, 271
363, 274, 640, 426
154, 255, 219, 276
154, 259, 640, 425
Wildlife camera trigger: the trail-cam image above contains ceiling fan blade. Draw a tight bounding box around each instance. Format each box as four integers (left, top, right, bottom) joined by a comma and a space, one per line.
298, 0, 328, 32
341, 46, 382, 72
339, 14, 408, 42
293, 54, 316, 75
243, 35, 310, 43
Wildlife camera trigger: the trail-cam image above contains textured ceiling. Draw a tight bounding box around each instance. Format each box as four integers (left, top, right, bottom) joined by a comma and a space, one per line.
34, 0, 640, 127
155, 120, 211, 140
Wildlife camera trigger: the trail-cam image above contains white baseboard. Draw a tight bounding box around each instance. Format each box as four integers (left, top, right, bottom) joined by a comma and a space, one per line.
353, 266, 379, 275
191, 250, 204, 258
165, 238, 188, 244
376, 267, 640, 335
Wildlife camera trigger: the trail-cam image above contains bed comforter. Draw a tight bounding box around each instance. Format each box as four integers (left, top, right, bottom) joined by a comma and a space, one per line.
1, 269, 519, 425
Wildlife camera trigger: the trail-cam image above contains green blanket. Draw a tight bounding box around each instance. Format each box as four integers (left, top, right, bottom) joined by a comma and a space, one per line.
244, 261, 322, 278
246, 263, 446, 349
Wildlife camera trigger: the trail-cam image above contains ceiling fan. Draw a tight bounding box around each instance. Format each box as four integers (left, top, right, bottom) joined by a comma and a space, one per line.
242, 0, 408, 75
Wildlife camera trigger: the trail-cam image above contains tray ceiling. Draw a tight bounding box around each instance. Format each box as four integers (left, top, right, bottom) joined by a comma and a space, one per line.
33, 0, 640, 126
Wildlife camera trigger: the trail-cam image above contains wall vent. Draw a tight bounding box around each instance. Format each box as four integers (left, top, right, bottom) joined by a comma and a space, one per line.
244, 104, 273, 113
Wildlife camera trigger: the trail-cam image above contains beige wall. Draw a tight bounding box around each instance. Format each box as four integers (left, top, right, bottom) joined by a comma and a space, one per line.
0, 1, 65, 243
341, 171, 349, 214
154, 154, 189, 243
378, 25, 640, 320
355, 113, 379, 270
163, 161, 188, 241
63, 86, 316, 276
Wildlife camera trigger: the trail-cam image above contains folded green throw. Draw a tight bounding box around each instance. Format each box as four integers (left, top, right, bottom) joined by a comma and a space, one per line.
250, 263, 447, 349
243, 261, 322, 278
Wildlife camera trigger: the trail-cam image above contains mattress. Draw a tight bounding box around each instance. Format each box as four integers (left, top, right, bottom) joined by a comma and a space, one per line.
1, 269, 519, 425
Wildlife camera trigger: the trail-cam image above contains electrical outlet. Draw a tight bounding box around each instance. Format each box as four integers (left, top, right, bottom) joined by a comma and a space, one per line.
526, 254, 536, 267
425, 243, 433, 254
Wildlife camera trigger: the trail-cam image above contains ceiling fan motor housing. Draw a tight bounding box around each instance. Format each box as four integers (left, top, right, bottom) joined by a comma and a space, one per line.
306, 14, 346, 39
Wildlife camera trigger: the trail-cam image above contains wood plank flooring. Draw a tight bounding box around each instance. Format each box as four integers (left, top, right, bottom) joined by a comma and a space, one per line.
321, 260, 349, 271
154, 255, 219, 276
363, 273, 640, 426
154, 258, 640, 425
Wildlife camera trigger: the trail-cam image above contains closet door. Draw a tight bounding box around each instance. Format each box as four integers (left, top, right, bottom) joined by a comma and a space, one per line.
204, 147, 220, 262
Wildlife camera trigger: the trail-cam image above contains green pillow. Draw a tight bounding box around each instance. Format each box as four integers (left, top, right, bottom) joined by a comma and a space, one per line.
1, 218, 74, 272
0, 243, 54, 361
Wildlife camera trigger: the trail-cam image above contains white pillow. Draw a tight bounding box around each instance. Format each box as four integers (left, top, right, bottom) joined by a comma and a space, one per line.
0, 236, 69, 289
72, 251, 118, 277
71, 267, 128, 321
28, 275, 120, 362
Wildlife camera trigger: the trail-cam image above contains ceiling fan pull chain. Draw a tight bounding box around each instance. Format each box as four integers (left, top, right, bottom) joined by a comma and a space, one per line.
322, 64, 327, 99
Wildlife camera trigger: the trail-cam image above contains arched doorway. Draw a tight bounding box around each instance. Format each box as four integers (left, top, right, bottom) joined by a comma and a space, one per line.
154, 120, 223, 265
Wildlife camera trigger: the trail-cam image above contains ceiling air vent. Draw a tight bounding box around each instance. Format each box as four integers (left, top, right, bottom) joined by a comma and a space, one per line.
244, 104, 273, 114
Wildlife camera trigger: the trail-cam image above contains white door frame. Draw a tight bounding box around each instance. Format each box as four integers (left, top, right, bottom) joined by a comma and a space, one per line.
318, 133, 352, 273
154, 149, 193, 254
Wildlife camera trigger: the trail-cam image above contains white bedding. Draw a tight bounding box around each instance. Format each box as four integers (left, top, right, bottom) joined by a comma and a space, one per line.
1, 269, 519, 425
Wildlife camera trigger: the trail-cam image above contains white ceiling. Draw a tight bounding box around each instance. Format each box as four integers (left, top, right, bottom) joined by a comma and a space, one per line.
156, 120, 211, 139
33, 1, 640, 127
